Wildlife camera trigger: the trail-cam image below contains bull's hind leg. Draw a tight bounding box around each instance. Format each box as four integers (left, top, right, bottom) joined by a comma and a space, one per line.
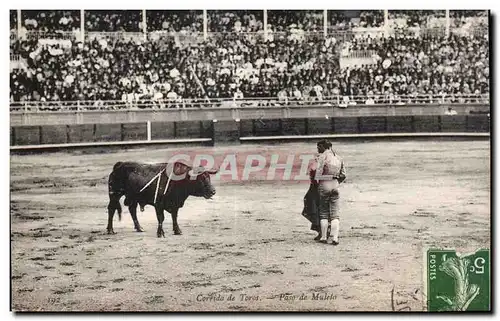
155, 205, 166, 238
170, 209, 182, 235
128, 201, 144, 232
107, 195, 122, 234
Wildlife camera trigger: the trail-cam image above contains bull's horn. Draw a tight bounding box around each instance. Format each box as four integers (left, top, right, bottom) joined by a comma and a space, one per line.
188, 167, 203, 177
206, 168, 218, 174
188, 167, 218, 176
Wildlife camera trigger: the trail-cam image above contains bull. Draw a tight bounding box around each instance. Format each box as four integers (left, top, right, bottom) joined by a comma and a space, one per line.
106, 161, 217, 237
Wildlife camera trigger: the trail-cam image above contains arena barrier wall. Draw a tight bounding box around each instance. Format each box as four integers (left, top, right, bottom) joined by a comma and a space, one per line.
10, 104, 490, 149
10, 114, 490, 151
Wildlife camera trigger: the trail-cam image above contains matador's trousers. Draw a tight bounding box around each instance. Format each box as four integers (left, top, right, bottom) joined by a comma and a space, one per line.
318, 183, 340, 221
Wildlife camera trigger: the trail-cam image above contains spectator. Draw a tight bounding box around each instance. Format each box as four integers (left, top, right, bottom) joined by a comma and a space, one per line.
10, 10, 17, 31
234, 88, 244, 100
445, 107, 458, 115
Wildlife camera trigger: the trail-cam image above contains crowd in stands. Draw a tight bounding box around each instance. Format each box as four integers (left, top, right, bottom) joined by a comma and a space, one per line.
450, 10, 488, 29
268, 10, 322, 32
85, 10, 142, 32
20, 10, 80, 32
388, 10, 445, 28
357, 10, 384, 28
329, 11, 385, 30
10, 10, 489, 106
147, 10, 203, 32
9, 34, 339, 103
11, 10, 483, 34
343, 33, 488, 102
208, 10, 263, 33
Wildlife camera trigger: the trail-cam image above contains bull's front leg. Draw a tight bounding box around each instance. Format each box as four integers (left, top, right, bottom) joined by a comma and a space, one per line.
154, 204, 165, 238
171, 208, 182, 235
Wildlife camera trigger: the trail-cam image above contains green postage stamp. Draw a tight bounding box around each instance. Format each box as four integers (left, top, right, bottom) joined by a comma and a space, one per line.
424, 248, 490, 312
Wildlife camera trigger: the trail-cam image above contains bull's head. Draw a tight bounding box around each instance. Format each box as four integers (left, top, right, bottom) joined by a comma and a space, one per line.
169, 162, 218, 199
187, 166, 218, 199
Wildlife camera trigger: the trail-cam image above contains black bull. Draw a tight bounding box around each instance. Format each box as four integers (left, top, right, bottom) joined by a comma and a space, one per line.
107, 161, 217, 237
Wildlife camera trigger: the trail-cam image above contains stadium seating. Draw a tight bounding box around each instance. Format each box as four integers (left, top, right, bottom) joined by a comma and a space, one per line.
20, 10, 80, 32
85, 10, 142, 32
208, 10, 263, 32
147, 10, 203, 32
10, 10, 489, 105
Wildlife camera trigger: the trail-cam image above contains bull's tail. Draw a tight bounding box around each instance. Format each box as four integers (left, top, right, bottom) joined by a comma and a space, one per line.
115, 199, 122, 221
108, 192, 123, 221
108, 162, 124, 221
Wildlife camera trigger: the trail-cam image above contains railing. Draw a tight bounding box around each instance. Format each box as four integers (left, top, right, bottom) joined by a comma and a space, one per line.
269, 31, 325, 41
331, 24, 488, 40
25, 30, 78, 40
10, 54, 22, 71
419, 26, 447, 37
341, 50, 377, 59
13, 25, 489, 44
451, 25, 489, 38
326, 29, 356, 42
10, 94, 490, 113
86, 31, 145, 42
203, 31, 326, 43
147, 31, 204, 44
327, 28, 390, 42
207, 31, 266, 43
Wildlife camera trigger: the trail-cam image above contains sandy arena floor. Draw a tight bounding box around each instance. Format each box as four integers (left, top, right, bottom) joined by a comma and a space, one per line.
10, 140, 490, 311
